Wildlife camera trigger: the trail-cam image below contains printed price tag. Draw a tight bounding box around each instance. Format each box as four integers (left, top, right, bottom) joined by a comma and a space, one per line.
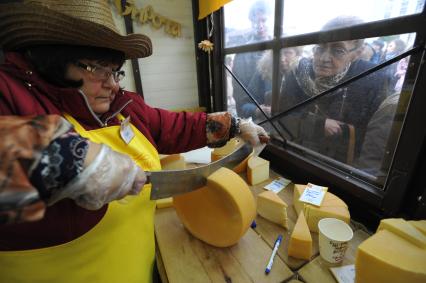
120, 116, 135, 144
299, 183, 328, 206
264, 177, 291, 193
330, 264, 355, 283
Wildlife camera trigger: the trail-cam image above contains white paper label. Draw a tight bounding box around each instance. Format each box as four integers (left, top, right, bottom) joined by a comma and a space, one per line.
330, 264, 355, 283
264, 177, 291, 193
120, 116, 135, 144
299, 183, 327, 206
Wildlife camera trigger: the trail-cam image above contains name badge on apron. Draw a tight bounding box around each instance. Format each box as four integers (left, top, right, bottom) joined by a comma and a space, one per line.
120, 116, 135, 144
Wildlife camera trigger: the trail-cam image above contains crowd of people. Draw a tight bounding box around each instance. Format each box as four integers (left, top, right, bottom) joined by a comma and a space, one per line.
228, 0, 411, 179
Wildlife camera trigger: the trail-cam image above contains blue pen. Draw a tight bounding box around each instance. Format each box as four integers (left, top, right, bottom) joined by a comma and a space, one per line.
265, 234, 283, 274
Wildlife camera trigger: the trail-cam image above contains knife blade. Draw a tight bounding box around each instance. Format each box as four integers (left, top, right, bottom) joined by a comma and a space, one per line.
147, 142, 253, 200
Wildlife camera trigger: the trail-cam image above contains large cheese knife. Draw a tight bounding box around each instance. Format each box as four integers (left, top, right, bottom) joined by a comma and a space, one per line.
147, 142, 253, 200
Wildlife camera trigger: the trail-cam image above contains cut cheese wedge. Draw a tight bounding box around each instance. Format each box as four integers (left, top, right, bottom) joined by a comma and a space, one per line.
355, 219, 426, 283
232, 150, 254, 174
160, 154, 186, 170
293, 184, 350, 232
288, 211, 312, 260
156, 197, 173, 209
247, 156, 270, 185
257, 191, 288, 228
378, 218, 426, 249
211, 138, 243, 161
409, 220, 426, 236
173, 167, 256, 247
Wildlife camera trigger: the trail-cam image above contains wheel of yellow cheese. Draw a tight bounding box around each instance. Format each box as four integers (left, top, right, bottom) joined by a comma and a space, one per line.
173, 167, 256, 247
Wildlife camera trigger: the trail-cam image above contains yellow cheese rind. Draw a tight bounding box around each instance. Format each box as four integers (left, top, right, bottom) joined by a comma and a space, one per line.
156, 197, 173, 209
173, 167, 256, 247
378, 218, 426, 249
355, 229, 426, 283
232, 150, 254, 174
293, 184, 350, 232
409, 220, 426, 236
160, 154, 186, 170
247, 156, 270, 185
211, 138, 242, 161
288, 211, 312, 260
257, 191, 288, 228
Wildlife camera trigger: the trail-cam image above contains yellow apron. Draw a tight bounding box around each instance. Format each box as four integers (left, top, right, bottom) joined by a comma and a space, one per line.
0, 113, 161, 283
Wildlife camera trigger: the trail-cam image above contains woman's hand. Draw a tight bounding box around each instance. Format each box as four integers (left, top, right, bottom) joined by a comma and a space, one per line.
238, 118, 270, 146
324, 118, 343, 137
48, 142, 147, 210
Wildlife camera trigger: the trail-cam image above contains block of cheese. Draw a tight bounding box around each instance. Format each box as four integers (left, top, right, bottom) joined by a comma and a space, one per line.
160, 154, 186, 170
288, 211, 312, 260
257, 190, 288, 228
156, 197, 173, 209
355, 219, 426, 283
378, 218, 426, 249
293, 184, 350, 232
211, 138, 243, 162
409, 220, 426, 236
232, 150, 254, 174
247, 156, 270, 185
173, 167, 256, 247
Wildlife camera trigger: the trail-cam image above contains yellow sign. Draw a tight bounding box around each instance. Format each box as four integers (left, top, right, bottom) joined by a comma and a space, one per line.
114, 0, 182, 37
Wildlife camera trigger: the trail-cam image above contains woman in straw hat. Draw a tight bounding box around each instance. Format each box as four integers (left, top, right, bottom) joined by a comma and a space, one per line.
0, 1, 269, 282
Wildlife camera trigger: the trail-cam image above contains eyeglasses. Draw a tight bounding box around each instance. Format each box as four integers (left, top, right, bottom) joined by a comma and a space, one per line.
76, 62, 125, 82
313, 45, 359, 59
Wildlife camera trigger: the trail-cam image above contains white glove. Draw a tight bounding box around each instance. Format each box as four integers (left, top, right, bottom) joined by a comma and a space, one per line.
48, 144, 146, 210
238, 118, 270, 146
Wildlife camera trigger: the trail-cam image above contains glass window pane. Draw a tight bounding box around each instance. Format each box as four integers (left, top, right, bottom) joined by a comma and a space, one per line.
271, 33, 415, 188
224, 0, 275, 48
282, 0, 425, 37
226, 50, 272, 123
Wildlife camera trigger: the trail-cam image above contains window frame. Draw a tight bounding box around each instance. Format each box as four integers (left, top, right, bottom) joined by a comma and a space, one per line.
206, 0, 426, 216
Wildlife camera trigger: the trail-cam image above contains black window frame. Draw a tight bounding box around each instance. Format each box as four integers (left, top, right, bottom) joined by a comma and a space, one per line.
194, 0, 426, 221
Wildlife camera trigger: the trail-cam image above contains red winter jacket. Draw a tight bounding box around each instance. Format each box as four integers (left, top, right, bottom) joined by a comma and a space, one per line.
0, 52, 207, 250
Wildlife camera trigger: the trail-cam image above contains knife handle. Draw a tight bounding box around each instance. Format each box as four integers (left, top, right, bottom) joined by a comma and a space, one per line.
145, 171, 151, 184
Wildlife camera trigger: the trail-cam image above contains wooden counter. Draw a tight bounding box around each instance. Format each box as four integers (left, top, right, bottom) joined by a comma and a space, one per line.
154, 170, 371, 283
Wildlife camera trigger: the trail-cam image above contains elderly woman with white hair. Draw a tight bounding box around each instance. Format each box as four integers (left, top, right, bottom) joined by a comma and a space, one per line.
277, 16, 388, 165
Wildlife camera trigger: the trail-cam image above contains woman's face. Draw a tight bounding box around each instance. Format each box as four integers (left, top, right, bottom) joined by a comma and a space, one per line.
387, 41, 396, 53
280, 48, 298, 72
65, 60, 121, 114
312, 41, 360, 78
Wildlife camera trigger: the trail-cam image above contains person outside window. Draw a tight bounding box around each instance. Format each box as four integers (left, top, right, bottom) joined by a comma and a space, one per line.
232, 0, 272, 118
238, 47, 302, 121
0, 1, 269, 282
277, 16, 388, 164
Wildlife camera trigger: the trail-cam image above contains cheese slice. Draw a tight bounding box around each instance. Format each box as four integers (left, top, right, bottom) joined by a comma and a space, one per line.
173, 167, 256, 247
288, 211, 312, 260
211, 138, 242, 161
355, 220, 426, 283
409, 220, 426, 236
160, 154, 186, 170
257, 190, 288, 228
156, 197, 173, 209
293, 184, 350, 232
247, 156, 270, 185
378, 218, 426, 249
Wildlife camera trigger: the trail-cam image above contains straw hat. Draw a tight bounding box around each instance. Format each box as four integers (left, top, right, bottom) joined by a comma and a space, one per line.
0, 0, 152, 59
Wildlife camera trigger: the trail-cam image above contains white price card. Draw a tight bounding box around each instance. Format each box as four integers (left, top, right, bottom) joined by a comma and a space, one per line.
298, 183, 328, 206
330, 264, 355, 283
264, 177, 291, 193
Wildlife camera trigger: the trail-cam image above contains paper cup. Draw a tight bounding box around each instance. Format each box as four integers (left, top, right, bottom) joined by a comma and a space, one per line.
318, 218, 353, 264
